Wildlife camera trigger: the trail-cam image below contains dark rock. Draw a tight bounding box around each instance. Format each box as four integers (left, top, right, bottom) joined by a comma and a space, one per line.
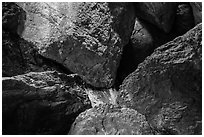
118, 23, 202, 135
134, 2, 178, 33
2, 71, 91, 135
115, 17, 180, 88
174, 3, 195, 35
69, 104, 153, 135
18, 2, 136, 88
2, 2, 26, 35
190, 2, 202, 24
130, 17, 154, 51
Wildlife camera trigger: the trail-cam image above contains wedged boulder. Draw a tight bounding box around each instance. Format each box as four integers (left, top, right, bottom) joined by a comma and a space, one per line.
2, 71, 91, 135
115, 17, 181, 87
17, 2, 136, 88
130, 17, 154, 51
118, 23, 202, 134
174, 3, 195, 35
69, 104, 153, 135
134, 2, 178, 33
190, 2, 202, 24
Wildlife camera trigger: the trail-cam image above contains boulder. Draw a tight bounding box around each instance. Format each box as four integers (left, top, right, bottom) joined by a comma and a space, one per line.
69, 104, 153, 135
174, 3, 195, 35
17, 2, 136, 88
2, 71, 91, 134
118, 23, 202, 134
190, 2, 202, 24
2, 2, 71, 77
134, 2, 178, 33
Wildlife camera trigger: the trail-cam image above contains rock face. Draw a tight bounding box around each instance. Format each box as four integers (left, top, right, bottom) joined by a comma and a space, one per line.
2, 71, 91, 134
118, 23, 202, 134
18, 2, 135, 88
134, 2, 178, 33
190, 2, 202, 25
69, 104, 153, 135
174, 3, 195, 35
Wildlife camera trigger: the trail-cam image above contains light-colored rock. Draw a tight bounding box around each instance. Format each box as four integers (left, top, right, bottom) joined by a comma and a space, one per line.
17, 2, 136, 88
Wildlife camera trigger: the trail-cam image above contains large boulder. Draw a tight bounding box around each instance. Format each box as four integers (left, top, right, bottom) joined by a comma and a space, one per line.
134, 2, 178, 33
118, 23, 202, 134
17, 2, 136, 88
69, 104, 153, 135
190, 2, 202, 25
2, 71, 91, 134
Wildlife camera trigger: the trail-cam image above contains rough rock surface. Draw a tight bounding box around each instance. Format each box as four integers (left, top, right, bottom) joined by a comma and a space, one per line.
69, 104, 153, 135
174, 3, 195, 35
18, 2, 136, 88
2, 2, 72, 77
190, 2, 202, 25
2, 71, 91, 134
118, 23, 202, 135
134, 2, 178, 33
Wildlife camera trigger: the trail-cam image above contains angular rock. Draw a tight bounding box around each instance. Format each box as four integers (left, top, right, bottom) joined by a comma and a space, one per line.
130, 17, 154, 51
17, 2, 136, 88
69, 104, 153, 135
118, 23, 202, 134
190, 2, 202, 24
134, 2, 178, 33
2, 71, 91, 135
174, 3, 195, 35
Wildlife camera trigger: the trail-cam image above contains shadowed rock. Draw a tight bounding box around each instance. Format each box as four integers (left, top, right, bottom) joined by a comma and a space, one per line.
190, 2, 202, 25
134, 2, 178, 33
2, 71, 91, 135
118, 23, 202, 135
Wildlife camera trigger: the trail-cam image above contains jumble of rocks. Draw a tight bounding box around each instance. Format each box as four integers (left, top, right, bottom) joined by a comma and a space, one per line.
2, 2, 202, 135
